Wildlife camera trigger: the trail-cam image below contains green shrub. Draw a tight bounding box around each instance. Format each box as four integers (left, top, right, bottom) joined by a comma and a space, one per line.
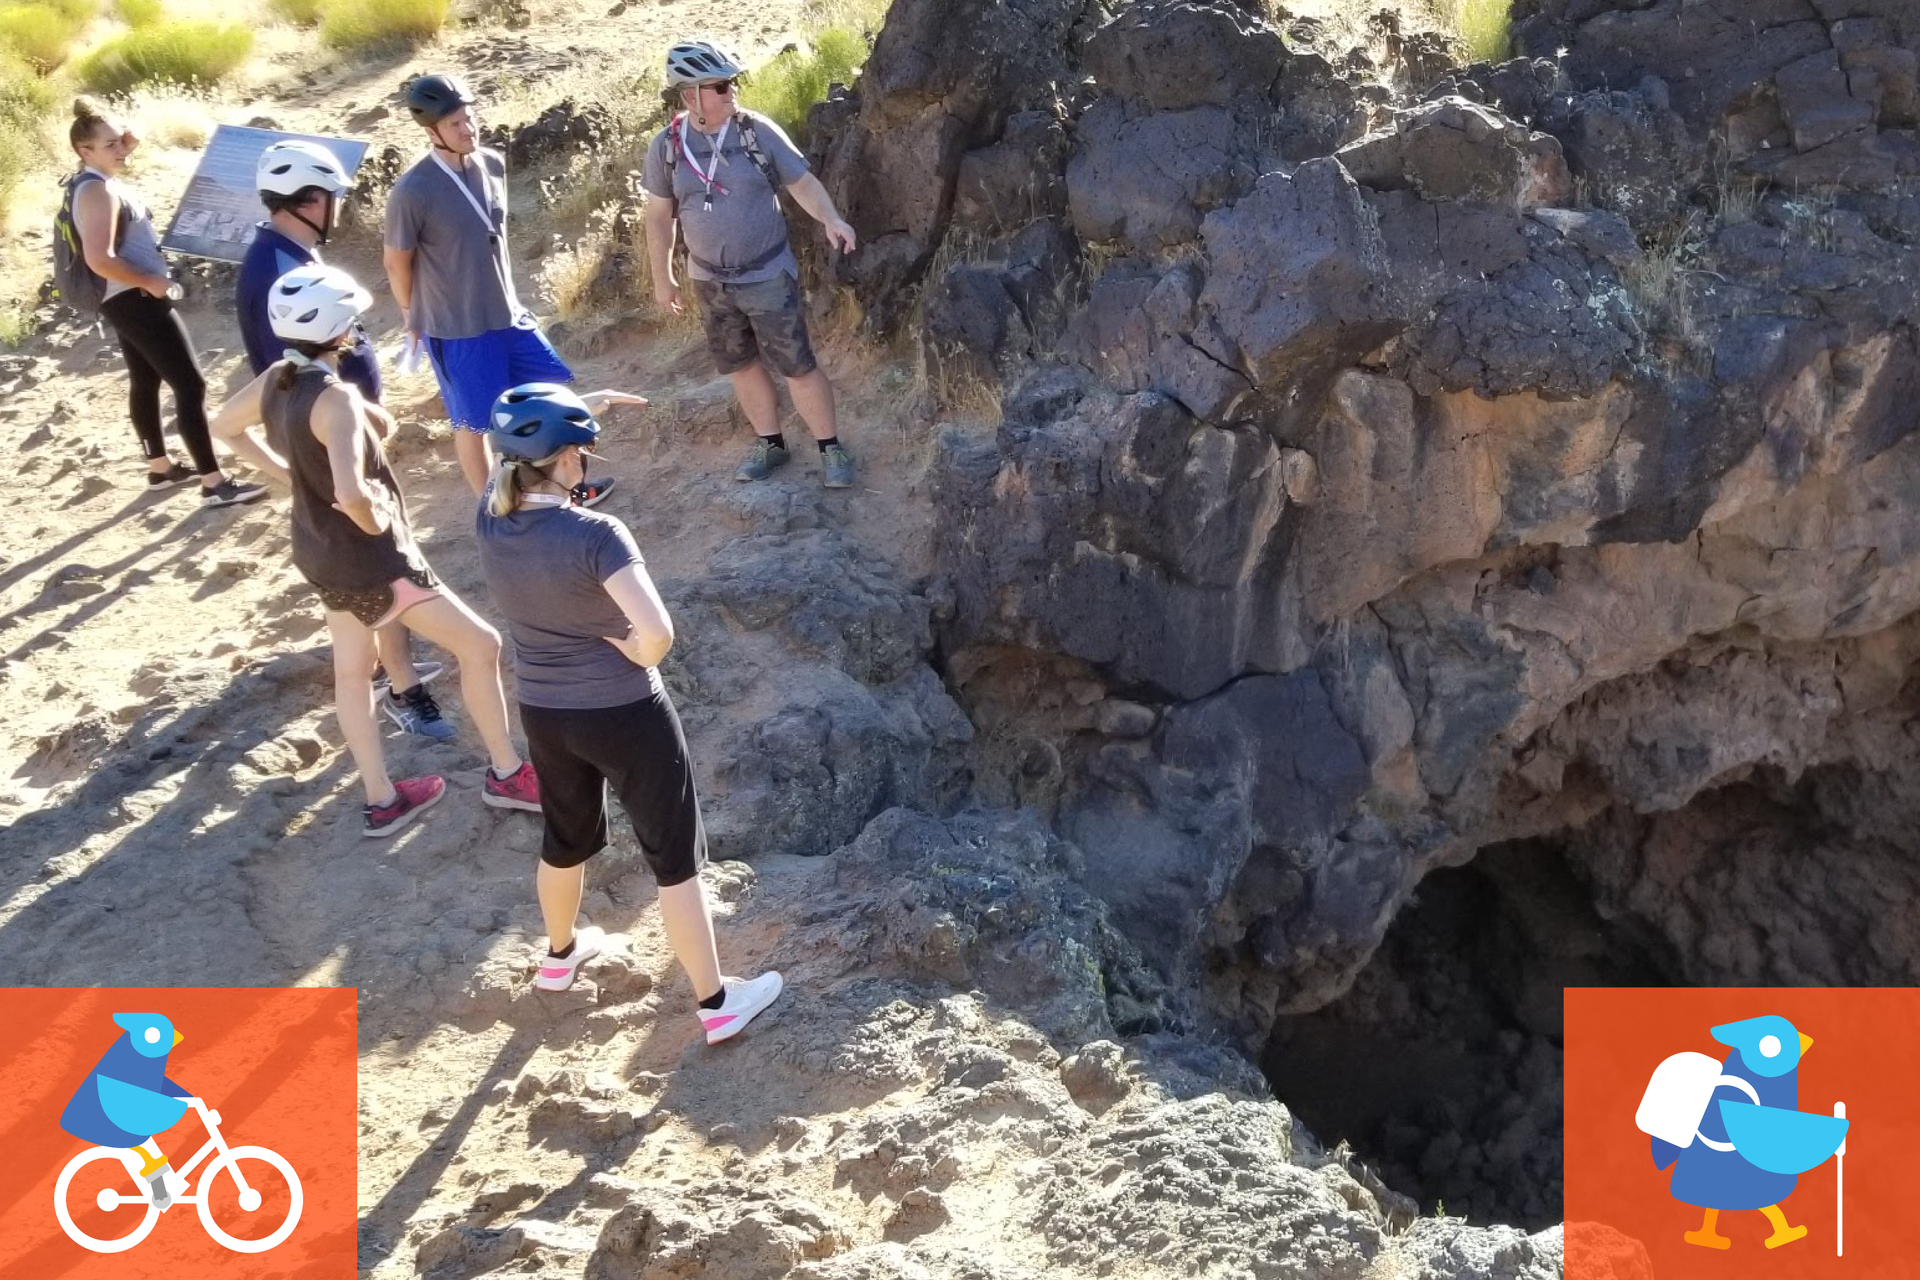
741, 26, 868, 143
41, 0, 93, 20
319, 0, 446, 50
1449, 0, 1511, 65
0, 49, 54, 215
0, 4, 88, 71
267, 0, 322, 25
73, 19, 251, 93
115, 0, 161, 26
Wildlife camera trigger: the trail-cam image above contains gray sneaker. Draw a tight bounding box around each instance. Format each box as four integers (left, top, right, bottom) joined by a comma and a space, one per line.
821, 443, 855, 489
735, 437, 791, 482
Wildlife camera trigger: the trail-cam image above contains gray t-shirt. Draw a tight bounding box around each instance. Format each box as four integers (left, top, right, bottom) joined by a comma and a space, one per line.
474, 497, 663, 710
83, 171, 169, 303
384, 148, 520, 340
641, 111, 808, 284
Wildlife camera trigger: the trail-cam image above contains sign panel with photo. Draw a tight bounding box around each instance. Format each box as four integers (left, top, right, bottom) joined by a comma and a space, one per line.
161, 125, 370, 263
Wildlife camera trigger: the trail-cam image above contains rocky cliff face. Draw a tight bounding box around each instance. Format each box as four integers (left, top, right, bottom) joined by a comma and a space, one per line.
810, 0, 1920, 1225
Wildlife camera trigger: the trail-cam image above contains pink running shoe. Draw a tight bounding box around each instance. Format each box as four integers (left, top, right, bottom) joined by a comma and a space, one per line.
700, 972, 785, 1045
482, 761, 542, 812
363, 775, 446, 838
535, 926, 605, 992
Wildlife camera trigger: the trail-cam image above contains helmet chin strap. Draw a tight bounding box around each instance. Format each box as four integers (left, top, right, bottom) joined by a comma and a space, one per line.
290, 193, 333, 246
428, 122, 466, 156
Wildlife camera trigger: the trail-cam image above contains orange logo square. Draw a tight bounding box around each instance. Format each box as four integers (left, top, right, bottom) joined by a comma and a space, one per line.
0, 988, 356, 1278
1566, 987, 1920, 1279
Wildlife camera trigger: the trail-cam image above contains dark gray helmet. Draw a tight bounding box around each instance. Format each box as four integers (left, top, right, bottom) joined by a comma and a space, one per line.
406, 73, 475, 126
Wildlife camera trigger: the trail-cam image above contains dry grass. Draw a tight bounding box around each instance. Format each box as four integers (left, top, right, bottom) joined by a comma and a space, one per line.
132, 81, 214, 147
319, 0, 445, 50
0, 2, 90, 72
0, 47, 55, 214
73, 19, 252, 93
266, 0, 321, 23
1442, 0, 1511, 64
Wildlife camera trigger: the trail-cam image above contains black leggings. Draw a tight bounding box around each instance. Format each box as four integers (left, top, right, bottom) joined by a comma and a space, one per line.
520, 689, 708, 883
100, 290, 217, 475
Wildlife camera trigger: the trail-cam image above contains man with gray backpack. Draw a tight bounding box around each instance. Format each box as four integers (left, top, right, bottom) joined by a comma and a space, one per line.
642, 39, 859, 489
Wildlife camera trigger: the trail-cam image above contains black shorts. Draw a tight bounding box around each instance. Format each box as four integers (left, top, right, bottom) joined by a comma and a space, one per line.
519, 690, 707, 883
692, 272, 818, 378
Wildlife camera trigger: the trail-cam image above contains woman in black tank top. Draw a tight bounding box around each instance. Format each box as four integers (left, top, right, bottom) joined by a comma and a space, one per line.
211, 264, 546, 839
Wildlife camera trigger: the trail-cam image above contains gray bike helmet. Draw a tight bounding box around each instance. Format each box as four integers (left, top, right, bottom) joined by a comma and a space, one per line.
665, 40, 743, 86
406, 73, 475, 126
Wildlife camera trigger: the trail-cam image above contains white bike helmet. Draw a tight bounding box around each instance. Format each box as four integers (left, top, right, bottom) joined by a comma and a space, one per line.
268, 264, 371, 344
256, 140, 352, 198
666, 39, 743, 86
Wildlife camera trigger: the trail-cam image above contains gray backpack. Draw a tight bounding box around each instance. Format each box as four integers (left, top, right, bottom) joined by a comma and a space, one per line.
52, 171, 125, 314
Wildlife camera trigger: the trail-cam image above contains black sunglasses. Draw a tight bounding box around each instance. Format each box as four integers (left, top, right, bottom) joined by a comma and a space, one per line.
705, 79, 736, 94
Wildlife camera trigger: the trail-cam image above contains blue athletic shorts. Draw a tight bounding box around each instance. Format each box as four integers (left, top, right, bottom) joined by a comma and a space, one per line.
426, 316, 573, 432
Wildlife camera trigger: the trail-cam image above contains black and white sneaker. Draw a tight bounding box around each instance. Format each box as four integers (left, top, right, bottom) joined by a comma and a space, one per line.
146, 462, 197, 490
201, 478, 268, 508
371, 660, 446, 694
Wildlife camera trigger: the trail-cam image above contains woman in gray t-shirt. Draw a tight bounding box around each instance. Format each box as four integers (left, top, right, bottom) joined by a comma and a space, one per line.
474, 383, 785, 1045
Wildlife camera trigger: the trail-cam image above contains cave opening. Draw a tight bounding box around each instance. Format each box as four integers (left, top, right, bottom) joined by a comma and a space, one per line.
1256, 756, 1920, 1228
1259, 836, 1667, 1229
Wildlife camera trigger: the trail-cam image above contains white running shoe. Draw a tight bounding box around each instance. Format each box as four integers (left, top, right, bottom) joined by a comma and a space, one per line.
700, 971, 784, 1045
535, 926, 605, 992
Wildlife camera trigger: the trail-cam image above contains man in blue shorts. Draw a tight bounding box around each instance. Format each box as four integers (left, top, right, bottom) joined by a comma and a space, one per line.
382, 72, 613, 505
236, 139, 454, 741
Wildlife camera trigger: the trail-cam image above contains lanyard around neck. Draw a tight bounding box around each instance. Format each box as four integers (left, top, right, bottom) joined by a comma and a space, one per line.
677, 117, 731, 198
430, 150, 495, 232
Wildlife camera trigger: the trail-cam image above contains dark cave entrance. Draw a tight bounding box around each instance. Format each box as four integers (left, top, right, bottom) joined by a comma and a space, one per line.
1256, 758, 1920, 1228
1259, 837, 1667, 1229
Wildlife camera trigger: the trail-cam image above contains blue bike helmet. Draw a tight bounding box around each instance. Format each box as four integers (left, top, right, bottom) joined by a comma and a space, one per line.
488, 383, 599, 459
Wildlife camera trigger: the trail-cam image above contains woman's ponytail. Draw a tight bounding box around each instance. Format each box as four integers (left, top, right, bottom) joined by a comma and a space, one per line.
485, 454, 523, 518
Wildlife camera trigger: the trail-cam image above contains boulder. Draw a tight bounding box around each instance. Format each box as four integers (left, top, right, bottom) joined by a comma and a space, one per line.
1081, 0, 1287, 114
1335, 96, 1573, 212
1547, 78, 1705, 232
814, 0, 1091, 328
1774, 49, 1877, 151
1066, 99, 1259, 252
951, 111, 1071, 237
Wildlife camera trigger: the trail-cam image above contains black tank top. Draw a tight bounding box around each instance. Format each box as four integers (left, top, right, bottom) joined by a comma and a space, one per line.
262, 361, 426, 591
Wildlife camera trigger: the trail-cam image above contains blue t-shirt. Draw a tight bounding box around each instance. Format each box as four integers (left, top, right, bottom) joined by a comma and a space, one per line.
474, 496, 662, 710
236, 223, 382, 403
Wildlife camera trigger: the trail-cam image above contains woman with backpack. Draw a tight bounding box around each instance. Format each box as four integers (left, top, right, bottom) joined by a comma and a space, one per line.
474, 382, 785, 1044
65, 97, 263, 507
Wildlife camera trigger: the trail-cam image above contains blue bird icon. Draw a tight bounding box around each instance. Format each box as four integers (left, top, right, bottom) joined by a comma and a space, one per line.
1640, 1015, 1847, 1252
58, 1014, 192, 1174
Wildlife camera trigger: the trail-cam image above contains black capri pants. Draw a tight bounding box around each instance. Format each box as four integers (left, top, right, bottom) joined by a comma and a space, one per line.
519, 690, 707, 884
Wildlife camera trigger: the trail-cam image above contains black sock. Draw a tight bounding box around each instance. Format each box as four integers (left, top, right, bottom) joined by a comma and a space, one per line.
817, 436, 839, 453
698, 987, 726, 1010
763, 432, 787, 451
548, 940, 575, 960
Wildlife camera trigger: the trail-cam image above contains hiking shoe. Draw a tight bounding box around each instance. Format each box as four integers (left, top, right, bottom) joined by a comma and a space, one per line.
482, 760, 542, 812
535, 925, 606, 992
820, 443, 855, 489
146, 461, 196, 490
381, 683, 457, 742
576, 477, 617, 508
700, 971, 785, 1045
734, 437, 791, 482
364, 775, 446, 838
372, 660, 445, 694
201, 477, 268, 508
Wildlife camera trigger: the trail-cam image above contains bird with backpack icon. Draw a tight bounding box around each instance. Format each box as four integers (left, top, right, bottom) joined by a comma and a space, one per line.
1634, 1014, 1850, 1252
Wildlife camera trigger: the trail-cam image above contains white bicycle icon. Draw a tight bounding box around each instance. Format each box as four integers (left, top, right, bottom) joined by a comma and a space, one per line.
54, 1096, 303, 1254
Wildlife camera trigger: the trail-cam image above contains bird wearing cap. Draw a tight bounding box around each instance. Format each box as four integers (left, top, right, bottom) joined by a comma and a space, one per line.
1653, 1014, 1822, 1250
58, 1013, 193, 1202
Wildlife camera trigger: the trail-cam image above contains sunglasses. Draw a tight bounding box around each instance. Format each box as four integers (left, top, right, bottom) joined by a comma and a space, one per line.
705, 79, 736, 95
